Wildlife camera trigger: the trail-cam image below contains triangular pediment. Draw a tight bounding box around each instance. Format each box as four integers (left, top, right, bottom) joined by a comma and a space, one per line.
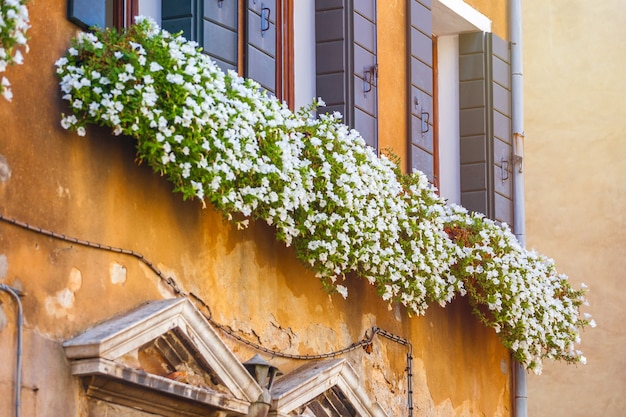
269, 359, 388, 417
63, 298, 263, 416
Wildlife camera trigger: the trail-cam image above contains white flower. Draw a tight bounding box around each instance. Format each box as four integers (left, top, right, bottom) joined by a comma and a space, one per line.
2, 86, 12, 101
1, 0, 29, 101
336, 285, 348, 298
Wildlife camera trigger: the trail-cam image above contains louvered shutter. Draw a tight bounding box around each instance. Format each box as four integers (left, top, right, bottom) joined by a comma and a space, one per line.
408, 0, 435, 182
247, 0, 277, 94
459, 32, 514, 228
202, 0, 239, 72
161, 0, 199, 41
315, 0, 378, 149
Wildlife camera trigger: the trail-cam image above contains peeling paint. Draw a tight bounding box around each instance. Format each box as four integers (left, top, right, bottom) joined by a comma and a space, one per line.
500, 358, 509, 375
0, 305, 6, 331
45, 269, 82, 319
45, 288, 76, 318
110, 262, 127, 285
56, 183, 71, 198
56, 288, 74, 309
0, 254, 7, 280
68, 267, 82, 292
0, 154, 10, 182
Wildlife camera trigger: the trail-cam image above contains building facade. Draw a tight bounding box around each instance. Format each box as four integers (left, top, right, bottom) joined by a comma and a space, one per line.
0, 1, 527, 416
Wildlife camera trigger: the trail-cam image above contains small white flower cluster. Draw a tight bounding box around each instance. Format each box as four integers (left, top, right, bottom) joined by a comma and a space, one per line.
55, 17, 593, 373
442, 207, 593, 373
0, 0, 29, 101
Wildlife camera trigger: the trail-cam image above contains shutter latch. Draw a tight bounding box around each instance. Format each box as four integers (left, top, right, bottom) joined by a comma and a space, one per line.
261, 4, 271, 37
363, 65, 378, 96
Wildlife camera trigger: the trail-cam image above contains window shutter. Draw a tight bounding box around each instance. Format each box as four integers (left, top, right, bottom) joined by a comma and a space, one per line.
459, 32, 514, 228
408, 0, 435, 182
246, 0, 277, 94
202, 0, 239, 72
315, 0, 378, 149
161, 0, 199, 41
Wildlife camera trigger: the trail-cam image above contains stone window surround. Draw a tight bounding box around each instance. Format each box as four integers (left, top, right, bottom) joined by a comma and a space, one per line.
63, 298, 388, 417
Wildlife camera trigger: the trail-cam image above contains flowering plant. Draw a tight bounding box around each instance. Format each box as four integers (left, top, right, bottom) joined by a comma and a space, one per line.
0, 0, 29, 101
55, 17, 593, 373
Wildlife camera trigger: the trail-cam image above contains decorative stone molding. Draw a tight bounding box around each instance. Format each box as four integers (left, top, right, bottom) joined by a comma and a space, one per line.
269, 359, 389, 417
63, 298, 389, 417
63, 298, 262, 416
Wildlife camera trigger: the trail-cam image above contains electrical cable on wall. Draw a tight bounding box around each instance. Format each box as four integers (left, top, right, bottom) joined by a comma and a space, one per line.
0, 212, 414, 416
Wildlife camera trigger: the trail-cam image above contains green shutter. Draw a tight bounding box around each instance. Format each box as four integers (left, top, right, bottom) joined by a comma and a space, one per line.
316, 0, 378, 149
408, 0, 434, 182
459, 32, 513, 228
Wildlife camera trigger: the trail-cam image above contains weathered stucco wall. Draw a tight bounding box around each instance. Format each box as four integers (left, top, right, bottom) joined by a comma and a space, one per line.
465, 0, 508, 40
378, 0, 408, 164
0, 1, 511, 416
524, 0, 626, 415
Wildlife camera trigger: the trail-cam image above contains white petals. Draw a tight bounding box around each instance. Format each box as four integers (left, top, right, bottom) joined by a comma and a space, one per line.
0, 0, 29, 102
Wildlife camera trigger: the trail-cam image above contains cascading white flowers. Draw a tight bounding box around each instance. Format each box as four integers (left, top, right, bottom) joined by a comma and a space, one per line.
55, 16, 594, 374
0, 0, 29, 101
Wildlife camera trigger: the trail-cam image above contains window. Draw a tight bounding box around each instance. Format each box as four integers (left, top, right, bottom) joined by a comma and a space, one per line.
68, 0, 138, 30
68, 0, 294, 106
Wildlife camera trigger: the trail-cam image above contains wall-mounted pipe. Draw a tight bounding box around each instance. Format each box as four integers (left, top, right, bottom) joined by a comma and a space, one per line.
0, 284, 23, 417
510, 0, 527, 417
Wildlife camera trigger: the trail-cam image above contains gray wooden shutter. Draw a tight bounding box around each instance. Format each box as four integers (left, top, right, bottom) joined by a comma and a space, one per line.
315, 0, 378, 149
315, 1, 349, 119
459, 32, 514, 228
202, 0, 239, 72
408, 0, 435, 182
161, 0, 199, 41
352, 0, 378, 149
246, 0, 277, 94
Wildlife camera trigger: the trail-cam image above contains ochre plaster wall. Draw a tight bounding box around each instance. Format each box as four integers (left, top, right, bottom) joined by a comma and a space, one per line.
523, 0, 626, 415
0, 1, 510, 416
465, 0, 509, 40
377, 0, 408, 166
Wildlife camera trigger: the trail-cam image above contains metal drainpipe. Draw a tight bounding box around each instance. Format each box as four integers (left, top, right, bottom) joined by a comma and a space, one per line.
510, 0, 527, 416
0, 284, 23, 417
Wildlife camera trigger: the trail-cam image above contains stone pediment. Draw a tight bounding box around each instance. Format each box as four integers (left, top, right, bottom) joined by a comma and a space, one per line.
269, 360, 389, 417
64, 298, 389, 417
63, 298, 263, 417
